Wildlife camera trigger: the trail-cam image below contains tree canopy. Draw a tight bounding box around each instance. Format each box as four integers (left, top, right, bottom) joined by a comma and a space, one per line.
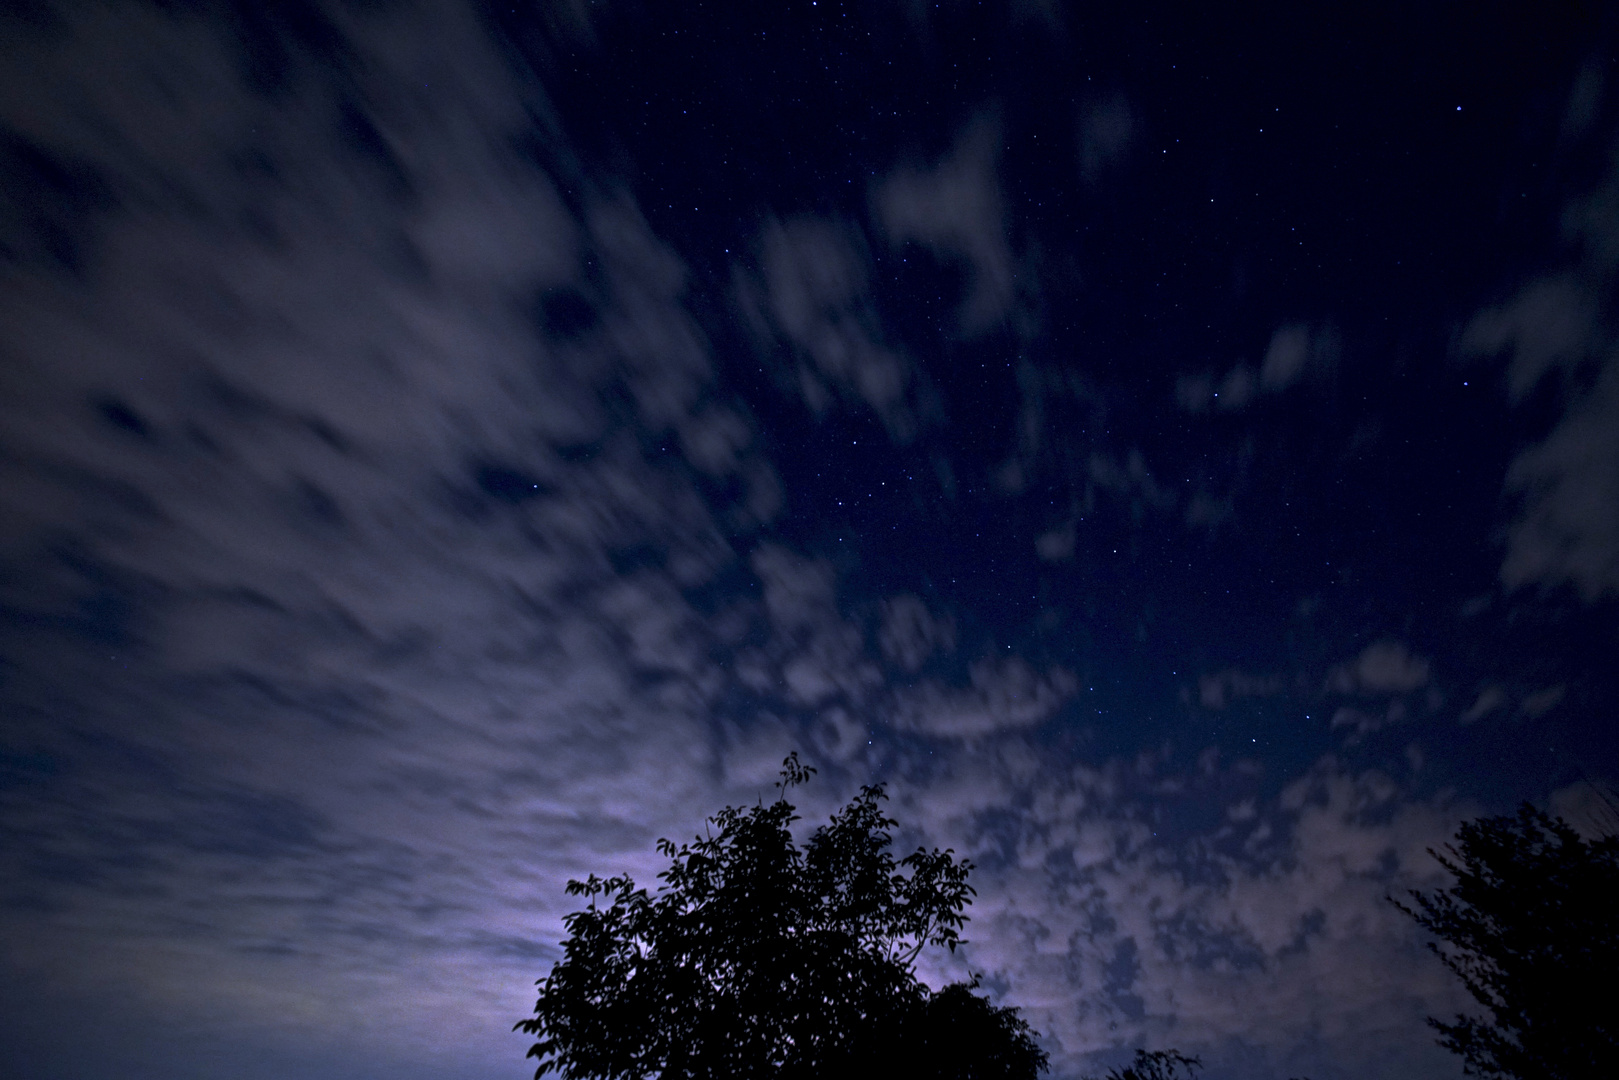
517, 753, 1049, 1080
1392, 803, 1619, 1080
1082, 1049, 1203, 1080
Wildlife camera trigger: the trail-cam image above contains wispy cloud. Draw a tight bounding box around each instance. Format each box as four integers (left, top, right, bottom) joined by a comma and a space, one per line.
1462, 170, 1619, 600
899, 750, 1472, 1080
876, 115, 1017, 334
1176, 323, 1339, 413
751, 215, 924, 440
0, 5, 1575, 1080
892, 657, 1078, 740
0, 2, 783, 1071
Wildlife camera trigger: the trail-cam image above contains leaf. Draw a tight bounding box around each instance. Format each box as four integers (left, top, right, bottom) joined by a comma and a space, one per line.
517, 753, 1049, 1080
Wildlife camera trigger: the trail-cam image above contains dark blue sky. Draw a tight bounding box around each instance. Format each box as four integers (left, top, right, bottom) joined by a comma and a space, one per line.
1, 3, 1616, 1079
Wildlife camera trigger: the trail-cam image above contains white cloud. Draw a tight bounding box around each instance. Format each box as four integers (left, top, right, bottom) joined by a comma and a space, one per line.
876, 116, 1015, 333
1184, 490, 1235, 531
1088, 450, 1176, 512
1176, 322, 1337, 413
0, 7, 1559, 1080
1498, 362, 1619, 599
0, 3, 787, 1073
1036, 523, 1077, 562
892, 657, 1077, 739
1260, 323, 1313, 390
1079, 93, 1134, 185
1463, 276, 1600, 402
750, 544, 880, 706
1199, 669, 1284, 710
1548, 780, 1619, 841
1461, 178, 1619, 600
756, 215, 921, 439
1327, 642, 1431, 696
906, 752, 1474, 1080
1458, 685, 1506, 725
879, 594, 957, 672
1518, 683, 1565, 718
1036, 448, 1191, 558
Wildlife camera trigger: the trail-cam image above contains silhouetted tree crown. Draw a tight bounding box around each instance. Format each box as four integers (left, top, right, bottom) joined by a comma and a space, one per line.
1082, 1049, 1203, 1080
1079, 1048, 1315, 1080
517, 753, 1049, 1079
1392, 803, 1619, 1080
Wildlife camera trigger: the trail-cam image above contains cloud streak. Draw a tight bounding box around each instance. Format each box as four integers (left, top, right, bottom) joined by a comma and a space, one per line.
0, 3, 785, 1073
0, 6, 1583, 1080
1463, 171, 1619, 600
876, 116, 1017, 334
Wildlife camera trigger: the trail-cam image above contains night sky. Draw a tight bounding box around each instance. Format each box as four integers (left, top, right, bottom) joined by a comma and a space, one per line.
2, 2, 1617, 1078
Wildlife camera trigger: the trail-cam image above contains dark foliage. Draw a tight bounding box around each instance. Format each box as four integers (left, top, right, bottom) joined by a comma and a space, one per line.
1392, 803, 1619, 1080
516, 753, 1049, 1079
1082, 1047, 1315, 1080
1083, 1049, 1203, 1080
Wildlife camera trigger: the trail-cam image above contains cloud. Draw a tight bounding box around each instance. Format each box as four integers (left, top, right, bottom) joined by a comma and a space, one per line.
1461, 173, 1619, 600
1321, 643, 1432, 739
1199, 669, 1284, 710
1079, 93, 1134, 185
1260, 323, 1314, 390
1036, 524, 1077, 562
0, 2, 795, 1071
1176, 323, 1337, 412
1175, 372, 1217, 412
753, 215, 922, 439
1036, 449, 1187, 559
754, 543, 840, 631
750, 544, 880, 707
1329, 704, 1406, 738
1463, 276, 1601, 401
1087, 450, 1175, 511
1518, 683, 1565, 718
898, 750, 1472, 1080
879, 594, 957, 672
1326, 642, 1431, 696
0, 6, 1564, 1080
1547, 780, 1619, 841
893, 657, 1077, 739
1458, 685, 1506, 724
1184, 490, 1234, 531
876, 116, 1015, 333
1498, 365, 1619, 599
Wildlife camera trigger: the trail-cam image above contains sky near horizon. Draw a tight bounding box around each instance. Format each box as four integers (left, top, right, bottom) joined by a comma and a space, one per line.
1, 3, 1617, 1078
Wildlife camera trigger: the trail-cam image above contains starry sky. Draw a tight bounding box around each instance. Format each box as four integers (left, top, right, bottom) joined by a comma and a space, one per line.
2, 2, 1617, 1079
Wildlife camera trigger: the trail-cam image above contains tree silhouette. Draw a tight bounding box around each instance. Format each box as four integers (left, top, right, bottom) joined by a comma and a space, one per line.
1082, 1049, 1203, 1080
1080, 1048, 1313, 1080
1392, 803, 1619, 1080
517, 753, 1049, 1079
